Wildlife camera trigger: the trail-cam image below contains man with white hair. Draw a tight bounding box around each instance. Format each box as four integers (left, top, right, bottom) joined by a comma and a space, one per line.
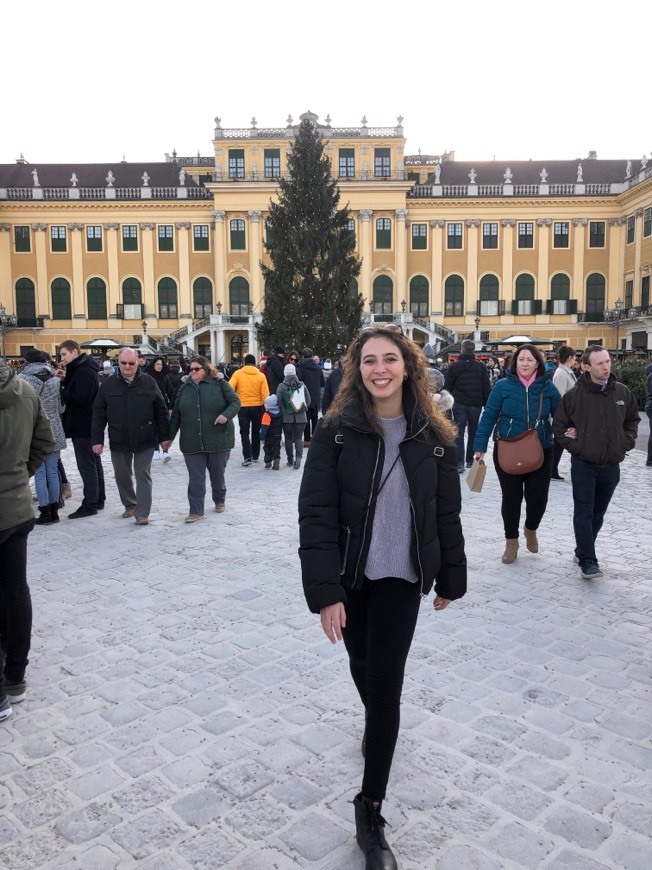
91, 348, 171, 525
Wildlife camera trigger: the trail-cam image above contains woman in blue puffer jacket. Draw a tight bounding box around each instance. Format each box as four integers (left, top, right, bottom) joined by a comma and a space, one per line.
473, 344, 560, 563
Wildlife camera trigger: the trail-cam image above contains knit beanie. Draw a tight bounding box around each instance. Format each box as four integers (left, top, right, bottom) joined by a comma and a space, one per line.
264, 394, 279, 410
284, 364, 296, 377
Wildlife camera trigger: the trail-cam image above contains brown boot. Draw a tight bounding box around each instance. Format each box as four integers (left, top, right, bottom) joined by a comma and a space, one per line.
524, 527, 539, 553
502, 539, 519, 563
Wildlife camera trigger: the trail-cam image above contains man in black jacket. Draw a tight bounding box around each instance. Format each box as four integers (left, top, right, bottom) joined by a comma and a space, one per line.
552, 346, 639, 579
57, 340, 105, 518
297, 348, 324, 445
444, 340, 491, 473
91, 348, 171, 525
265, 346, 286, 396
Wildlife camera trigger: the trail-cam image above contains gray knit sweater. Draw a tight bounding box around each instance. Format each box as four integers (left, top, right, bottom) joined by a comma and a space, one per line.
19, 363, 67, 451
364, 415, 418, 584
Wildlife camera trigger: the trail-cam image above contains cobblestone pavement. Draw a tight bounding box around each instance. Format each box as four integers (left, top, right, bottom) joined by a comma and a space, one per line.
1, 424, 651, 869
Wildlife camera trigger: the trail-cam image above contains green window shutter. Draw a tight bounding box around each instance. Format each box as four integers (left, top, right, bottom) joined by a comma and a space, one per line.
230, 219, 246, 250
511, 300, 519, 315
87, 278, 107, 319
158, 278, 178, 319
158, 225, 174, 252
122, 225, 138, 251
534, 300, 543, 315
51, 278, 72, 319
15, 226, 31, 252
569, 300, 578, 315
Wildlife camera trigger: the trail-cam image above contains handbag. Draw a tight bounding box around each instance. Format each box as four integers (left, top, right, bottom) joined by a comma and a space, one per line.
466, 458, 486, 492
495, 392, 544, 475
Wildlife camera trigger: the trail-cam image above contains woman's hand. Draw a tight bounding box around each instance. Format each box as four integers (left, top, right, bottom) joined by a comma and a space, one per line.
473, 452, 485, 461
214, 414, 228, 425
320, 603, 346, 644
434, 596, 451, 612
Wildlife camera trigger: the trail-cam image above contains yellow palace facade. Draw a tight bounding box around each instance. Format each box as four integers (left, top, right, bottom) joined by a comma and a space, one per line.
1, 110, 651, 362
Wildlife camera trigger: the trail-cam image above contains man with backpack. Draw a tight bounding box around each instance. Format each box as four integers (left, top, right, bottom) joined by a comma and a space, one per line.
277, 363, 311, 470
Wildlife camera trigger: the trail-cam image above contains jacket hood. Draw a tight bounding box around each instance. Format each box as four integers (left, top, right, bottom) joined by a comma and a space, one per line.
283, 374, 301, 388
299, 357, 320, 370
239, 365, 263, 377
0, 365, 22, 409
576, 371, 617, 393
20, 362, 53, 381
66, 352, 100, 372
434, 389, 454, 412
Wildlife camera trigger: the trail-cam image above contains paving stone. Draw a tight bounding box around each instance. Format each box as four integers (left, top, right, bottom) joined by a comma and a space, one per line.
176, 826, 245, 869
55, 802, 123, 844
485, 820, 555, 865
110, 809, 184, 859
545, 849, 611, 869
604, 833, 651, 870
67, 765, 126, 801
437, 844, 503, 870
55, 843, 124, 869
171, 787, 231, 826
486, 779, 552, 821
544, 804, 612, 848
279, 812, 349, 862
214, 761, 274, 799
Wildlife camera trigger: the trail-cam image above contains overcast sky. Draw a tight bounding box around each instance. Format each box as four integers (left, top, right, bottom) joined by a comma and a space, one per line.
3, 0, 649, 167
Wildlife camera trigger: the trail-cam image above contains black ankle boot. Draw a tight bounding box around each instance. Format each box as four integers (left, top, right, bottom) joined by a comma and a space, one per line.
353, 793, 398, 870
34, 505, 52, 525
49, 503, 60, 523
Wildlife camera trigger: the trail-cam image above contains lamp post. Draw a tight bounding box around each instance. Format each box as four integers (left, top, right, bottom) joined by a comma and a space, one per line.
0, 303, 18, 360
401, 299, 406, 313
141, 320, 148, 335
614, 298, 622, 362
216, 301, 222, 315
473, 316, 481, 351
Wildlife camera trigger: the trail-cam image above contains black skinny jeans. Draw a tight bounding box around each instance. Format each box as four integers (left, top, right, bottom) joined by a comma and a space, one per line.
342, 577, 421, 801
0, 519, 34, 696
493, 446, 554, 539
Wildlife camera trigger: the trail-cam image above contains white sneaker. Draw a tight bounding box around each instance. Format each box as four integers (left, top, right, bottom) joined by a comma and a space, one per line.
154, 451, 161, 461
163, 452, 171, 463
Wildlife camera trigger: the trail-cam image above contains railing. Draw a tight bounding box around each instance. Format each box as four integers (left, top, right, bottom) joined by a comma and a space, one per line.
413, 316, 456, 342
167, 324, 189, 341
407, 181, 628, 199
215, 125, 402, 140
215, 170, 408, 183
1, 185, 211, 201
606, 305, 652, 320
16, 317, 44, 328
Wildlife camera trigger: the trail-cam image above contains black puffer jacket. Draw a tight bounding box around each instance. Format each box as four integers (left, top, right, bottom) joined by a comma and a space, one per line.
60, 353, 100, 438
444, 353, 490, 407
297, 357, 324, 410
298, 397, 467, 613
91, 368, 171, 453
266, 354, 286, 395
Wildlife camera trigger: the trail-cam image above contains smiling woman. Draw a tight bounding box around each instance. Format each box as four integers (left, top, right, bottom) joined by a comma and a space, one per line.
298, 325, 466, 868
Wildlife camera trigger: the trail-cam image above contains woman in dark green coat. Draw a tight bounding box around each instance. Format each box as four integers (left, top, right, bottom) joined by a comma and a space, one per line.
169, 357, 240, 522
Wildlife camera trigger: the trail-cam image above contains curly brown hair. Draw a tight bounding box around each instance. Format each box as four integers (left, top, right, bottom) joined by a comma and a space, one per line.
324, 326, 456, 444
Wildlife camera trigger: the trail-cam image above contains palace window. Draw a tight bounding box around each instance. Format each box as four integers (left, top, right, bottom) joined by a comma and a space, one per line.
478, 274, 501, 316
482, 223, 498, 249
86, 226, 102, 253
229, 149, 245, 179
122, 225, 138, 252
193, 224, 209, 252
411, 223, 427, 250
444, 275, 464, 316
376, 218, 391, 249
553, 222, 569, 248
627, 215, 635, 244
229, 276, 250, 315
372, 275, 393, 314
339, 148, 355, 177
517, 222, 534, 249
16, 278, 37, 327
642, 275, 650, 309
409, 275, 429, 316
15, 226, 30, 253
51, 278, 72, 319
644, 208, 652, 238
624, 279, 633, 309
345, 218, 356, 246
122, 277, 142, 305
193, 277, 213, 319
264, 149, 281, 179
513, 274, 536, 315
548, 274, 574, 315
374, 148, 390, 178
589, 221, 605, 248
265, 217, 274, 246
158, 225, 174, 252
230, 219, 246, 250
51, 226, 67, 253
585, 273, 606, 321
158, 277, 178, 319
87, 278, 107, 320
447, 223, 462, 250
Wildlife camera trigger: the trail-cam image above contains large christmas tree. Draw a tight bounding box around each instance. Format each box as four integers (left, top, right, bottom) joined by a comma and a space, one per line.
257, 118, 363, 355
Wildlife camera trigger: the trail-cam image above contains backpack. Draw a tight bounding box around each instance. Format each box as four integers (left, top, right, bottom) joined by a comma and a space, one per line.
283, 383, 307, 414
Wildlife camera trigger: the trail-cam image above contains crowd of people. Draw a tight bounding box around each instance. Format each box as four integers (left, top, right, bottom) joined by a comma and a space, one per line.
0, 328, 648, 870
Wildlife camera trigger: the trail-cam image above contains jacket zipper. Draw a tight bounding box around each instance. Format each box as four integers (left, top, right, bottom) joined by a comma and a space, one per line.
352, 437, 382, 587
400, 458, 425, 596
